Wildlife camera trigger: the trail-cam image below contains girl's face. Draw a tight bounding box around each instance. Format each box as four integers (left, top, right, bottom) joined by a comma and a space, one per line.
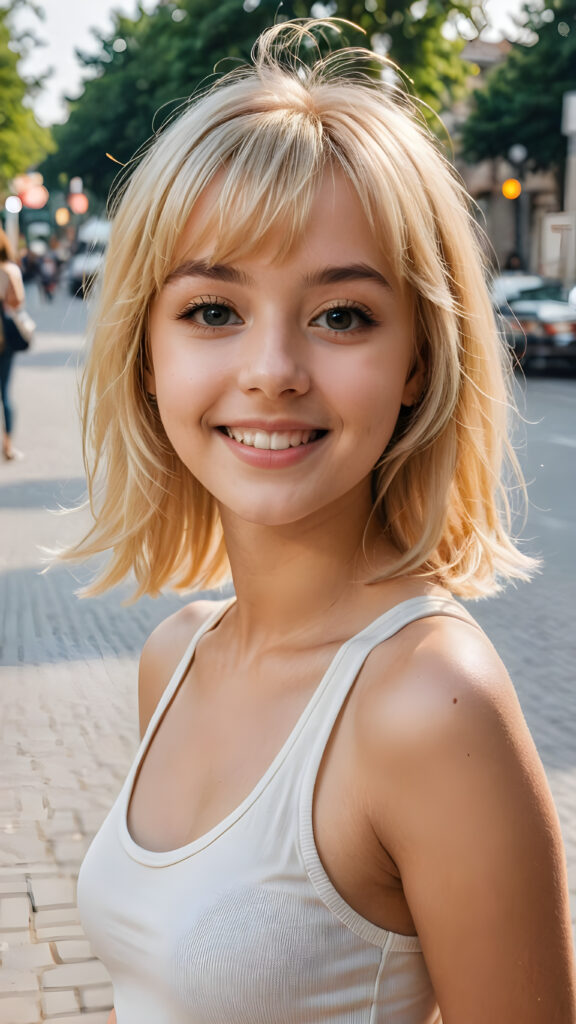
148, 170, 422, 532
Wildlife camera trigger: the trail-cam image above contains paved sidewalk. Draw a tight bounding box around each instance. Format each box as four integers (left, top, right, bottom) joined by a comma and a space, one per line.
0, 305, 191, 1023
0, 302, 575, 1020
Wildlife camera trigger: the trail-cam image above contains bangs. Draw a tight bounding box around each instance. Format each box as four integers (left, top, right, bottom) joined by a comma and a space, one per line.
158, 106, 328, 279
138, 66, 448, 302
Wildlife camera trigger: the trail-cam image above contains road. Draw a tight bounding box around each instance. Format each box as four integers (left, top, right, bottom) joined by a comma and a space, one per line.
0, 286, 575, 1021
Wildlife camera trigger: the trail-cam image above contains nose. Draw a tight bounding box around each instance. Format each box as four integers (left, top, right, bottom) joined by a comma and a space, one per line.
237, 325, 310, 399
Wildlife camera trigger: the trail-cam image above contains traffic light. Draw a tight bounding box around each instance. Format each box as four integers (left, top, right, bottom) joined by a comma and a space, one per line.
502, 178, 522, 200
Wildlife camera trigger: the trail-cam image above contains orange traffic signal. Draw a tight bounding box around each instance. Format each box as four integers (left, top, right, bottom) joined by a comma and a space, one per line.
502, 178, 522, 200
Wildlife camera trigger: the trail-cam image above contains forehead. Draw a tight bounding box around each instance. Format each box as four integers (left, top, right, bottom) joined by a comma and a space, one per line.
171, 169, 392, 278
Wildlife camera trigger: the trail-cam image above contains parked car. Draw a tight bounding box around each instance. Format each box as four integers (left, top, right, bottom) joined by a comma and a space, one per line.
491, 273, 576, 369
67, 219, 110, 298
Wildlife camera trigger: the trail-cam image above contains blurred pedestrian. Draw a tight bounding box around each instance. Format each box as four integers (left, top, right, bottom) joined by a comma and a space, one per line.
504, 250, 524, 272
63, 20, 575, 1024
21, 246, 41, 285
0, 226, 25, 460
39, 250, 58, 301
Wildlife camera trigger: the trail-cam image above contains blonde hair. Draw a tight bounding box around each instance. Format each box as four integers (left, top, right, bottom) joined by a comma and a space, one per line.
63, 19, 535, 599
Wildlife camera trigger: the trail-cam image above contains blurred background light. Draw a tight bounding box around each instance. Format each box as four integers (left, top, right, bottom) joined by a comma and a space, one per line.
68, 192, 89, 214
5, 195, 23, 213
502, 178, 522, 200
55, 206, 71, 226
20, 185, 50, 209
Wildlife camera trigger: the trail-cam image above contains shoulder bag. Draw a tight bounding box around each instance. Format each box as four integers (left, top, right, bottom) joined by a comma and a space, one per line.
0, 302, 35, 352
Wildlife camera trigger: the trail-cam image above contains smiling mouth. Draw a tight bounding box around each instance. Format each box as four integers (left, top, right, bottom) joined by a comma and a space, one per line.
220, 427, 326, 450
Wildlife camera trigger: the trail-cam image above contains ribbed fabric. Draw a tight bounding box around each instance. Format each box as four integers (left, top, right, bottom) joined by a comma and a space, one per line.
78, 596, 472, 1023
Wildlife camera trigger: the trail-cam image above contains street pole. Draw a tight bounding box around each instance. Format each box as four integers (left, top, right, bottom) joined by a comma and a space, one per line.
5, 208, 20, 254
508, 144, 528, 269
561, 92, 576, 286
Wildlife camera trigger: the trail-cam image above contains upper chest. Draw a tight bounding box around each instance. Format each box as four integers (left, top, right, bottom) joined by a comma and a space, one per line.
126, 627, 417, 934
128, 638, 343, 848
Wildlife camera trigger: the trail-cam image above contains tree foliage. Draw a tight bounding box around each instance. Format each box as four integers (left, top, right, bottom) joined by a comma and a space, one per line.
325, 0, 484, 110
41, 0, 281, 200
0, 1, 53, 193
41, 0, 485, 202
459, 0, 576, 172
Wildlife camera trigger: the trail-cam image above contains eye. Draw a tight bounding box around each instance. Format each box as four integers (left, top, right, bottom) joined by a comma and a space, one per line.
178, 298, 243, 328
311, 303, 377, 333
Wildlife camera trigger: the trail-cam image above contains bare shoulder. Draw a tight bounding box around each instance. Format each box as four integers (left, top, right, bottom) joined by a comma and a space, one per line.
357, 610, 528, 770
138, 598, 228, 737
355, 612, 575, 1021
355, 611, 547, 834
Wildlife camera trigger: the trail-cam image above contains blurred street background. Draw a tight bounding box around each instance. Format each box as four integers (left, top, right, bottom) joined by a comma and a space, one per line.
1, 0, 576, 1019
1, 256, 575, 1024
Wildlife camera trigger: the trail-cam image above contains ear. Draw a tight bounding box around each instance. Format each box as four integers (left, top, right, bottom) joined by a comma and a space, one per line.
401, 350, 426, 408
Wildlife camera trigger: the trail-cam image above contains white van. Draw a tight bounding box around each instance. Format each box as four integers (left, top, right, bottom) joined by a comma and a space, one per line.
67, 218, 110, 297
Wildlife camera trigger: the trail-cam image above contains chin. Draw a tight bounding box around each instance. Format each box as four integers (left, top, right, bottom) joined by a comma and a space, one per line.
234, 508, 312, 529
219, 495, 328, 530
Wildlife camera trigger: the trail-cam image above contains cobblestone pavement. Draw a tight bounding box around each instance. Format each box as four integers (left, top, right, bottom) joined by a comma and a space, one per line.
0, 295, 575, 1020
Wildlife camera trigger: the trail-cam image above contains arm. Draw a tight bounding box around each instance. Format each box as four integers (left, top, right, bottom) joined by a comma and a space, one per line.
106, 1011, 117, 1024
1, 263, 24, 309
361, 620, 575, 1024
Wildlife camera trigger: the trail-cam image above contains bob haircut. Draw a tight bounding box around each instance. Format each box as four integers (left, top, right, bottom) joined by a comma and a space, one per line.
64, 19, 535, 600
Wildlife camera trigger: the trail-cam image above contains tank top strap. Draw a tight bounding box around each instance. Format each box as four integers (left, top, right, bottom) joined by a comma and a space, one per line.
303, 594, 477, 765
139, 597, 236, 749
350, 594, 475, 650
298, 596, 477, 945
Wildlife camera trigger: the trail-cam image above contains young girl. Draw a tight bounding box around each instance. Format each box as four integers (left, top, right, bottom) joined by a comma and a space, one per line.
68, 21, 575, 1024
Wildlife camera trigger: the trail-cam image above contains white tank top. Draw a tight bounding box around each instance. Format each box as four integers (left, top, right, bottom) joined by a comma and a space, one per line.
78, 595, 473, 1023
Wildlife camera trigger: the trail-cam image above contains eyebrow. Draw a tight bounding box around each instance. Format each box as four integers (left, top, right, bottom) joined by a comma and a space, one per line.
165, 260, 250, 286
165, 259, 391, 289
303, 264, 391, 289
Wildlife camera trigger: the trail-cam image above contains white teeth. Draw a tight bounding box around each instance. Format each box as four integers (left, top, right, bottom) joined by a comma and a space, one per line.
270, 432, 290, 451
254, 430, 270, 450
225, 428, 317, 449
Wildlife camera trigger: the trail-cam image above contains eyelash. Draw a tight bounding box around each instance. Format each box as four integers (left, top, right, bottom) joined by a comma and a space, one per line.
176, 295, 237, 330
175, 296, 379, 333
313, 300, 379, 331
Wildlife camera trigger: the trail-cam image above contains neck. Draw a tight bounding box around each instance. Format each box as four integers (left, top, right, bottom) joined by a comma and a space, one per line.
218, 492, 390, 655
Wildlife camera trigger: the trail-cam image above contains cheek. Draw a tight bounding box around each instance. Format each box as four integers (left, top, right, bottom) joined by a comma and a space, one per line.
149, 334, 216, 422
155, 374, 217, 444
319, 345, 410, 428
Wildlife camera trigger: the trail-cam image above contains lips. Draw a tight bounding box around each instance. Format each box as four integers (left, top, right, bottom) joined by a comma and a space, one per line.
220, 427, 324, 450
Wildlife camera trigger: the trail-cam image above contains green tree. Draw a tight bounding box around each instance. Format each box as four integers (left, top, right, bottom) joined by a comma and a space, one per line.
459, 0, 576, 174
41, 0, 282, 199
0, 1, 53, 194
41, 0, 484, 202
319, 0, 485, 113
